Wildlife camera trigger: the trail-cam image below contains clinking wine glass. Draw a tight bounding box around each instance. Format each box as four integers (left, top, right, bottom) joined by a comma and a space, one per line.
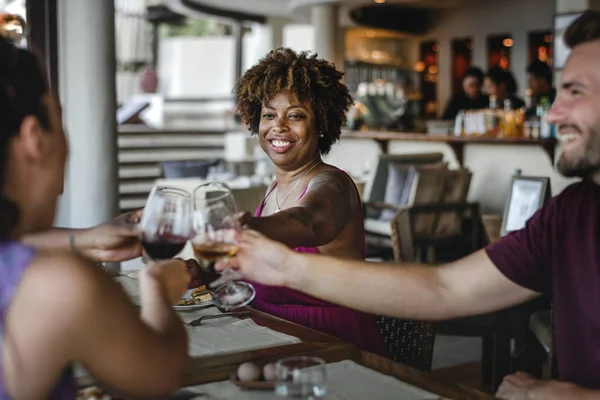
192, 187, 255, 310
138, 187, 194, 262
192, 182, 238, 273
194, 181, 237, 214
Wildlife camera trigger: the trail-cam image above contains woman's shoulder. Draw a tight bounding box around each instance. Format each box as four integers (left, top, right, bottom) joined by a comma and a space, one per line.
316, 164, 353, 179
307, 165, 360, 205
19, 251, 109, 309
314, 165, 358, 189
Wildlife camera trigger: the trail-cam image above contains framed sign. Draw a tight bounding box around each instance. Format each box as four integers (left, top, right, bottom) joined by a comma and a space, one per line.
553, 12, 583, 70
501, 176, 551, 236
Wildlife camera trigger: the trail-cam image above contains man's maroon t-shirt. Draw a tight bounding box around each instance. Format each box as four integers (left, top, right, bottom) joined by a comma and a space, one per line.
486, 180, 600, 388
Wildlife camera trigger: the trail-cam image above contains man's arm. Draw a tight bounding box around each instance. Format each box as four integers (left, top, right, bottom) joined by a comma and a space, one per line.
285, 249, 540, 320
246, 169, 355, 249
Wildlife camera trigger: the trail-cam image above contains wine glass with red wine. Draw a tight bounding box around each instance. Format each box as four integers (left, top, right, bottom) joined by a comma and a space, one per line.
192, 186, 255, 310
138, 187, 194, 262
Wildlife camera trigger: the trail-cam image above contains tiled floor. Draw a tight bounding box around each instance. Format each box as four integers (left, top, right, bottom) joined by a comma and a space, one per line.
432, 361, 486, 392
431, 335, 487, 392
432, 335, 481, 369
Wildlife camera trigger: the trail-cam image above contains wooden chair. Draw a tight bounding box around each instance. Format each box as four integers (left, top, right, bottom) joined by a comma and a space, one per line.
388, 202, 514, 391
376, 207, 436, 372
363, 152, 446, 258
410, 169, 474, 263
365, 166, 475, 263
526, 305, 558, 379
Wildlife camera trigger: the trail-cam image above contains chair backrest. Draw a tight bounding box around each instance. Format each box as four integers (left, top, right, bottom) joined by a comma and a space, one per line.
379, 162, 449, 222
377, 207, 436, 372
390, 208, 414, 262
377, 317, 437, 372
364, 152, 445, 219
426, 168, 473, 237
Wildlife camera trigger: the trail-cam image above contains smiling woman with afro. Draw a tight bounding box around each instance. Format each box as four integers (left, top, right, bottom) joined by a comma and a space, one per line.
214, 48, 389, 357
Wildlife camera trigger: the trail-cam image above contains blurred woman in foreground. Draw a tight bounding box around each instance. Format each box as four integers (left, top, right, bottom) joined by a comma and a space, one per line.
0, 37, 189, 399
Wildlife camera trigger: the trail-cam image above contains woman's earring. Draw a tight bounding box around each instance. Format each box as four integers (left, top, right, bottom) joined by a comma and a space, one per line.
319, 134, 324, 138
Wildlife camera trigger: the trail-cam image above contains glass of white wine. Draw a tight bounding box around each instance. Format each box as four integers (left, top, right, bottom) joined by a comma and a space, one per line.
191, 185, 255, 310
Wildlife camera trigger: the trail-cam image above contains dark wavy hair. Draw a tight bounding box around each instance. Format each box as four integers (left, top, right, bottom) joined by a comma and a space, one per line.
486, 66, 518, 95
0, 37, 50, 238
234, 48, 353, 155
527, 60, 553, 84
463, 67, 484, 84
564, 10, 600, 49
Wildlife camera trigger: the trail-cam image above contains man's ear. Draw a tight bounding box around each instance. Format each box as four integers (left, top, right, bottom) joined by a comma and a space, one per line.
17, 115, 44, 161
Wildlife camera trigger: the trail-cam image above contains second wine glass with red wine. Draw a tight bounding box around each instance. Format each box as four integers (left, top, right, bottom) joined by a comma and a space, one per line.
138, 187, 194, 262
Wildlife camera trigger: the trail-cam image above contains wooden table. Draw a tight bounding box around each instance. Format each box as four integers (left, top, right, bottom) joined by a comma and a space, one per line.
182, 309, 498, 400
78, 307, 497, 399
76, 308, 346, 389
184, 346, 498, 400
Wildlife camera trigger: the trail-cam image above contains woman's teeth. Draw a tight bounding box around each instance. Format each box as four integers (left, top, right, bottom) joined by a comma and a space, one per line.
272, 140, 290, 148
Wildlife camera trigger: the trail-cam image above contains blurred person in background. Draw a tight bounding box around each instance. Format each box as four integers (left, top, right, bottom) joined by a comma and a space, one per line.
441, 67, 488, 120
485, 66, 525, 110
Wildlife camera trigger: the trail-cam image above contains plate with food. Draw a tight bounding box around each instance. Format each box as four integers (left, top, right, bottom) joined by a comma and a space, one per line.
173, 285, 214, 311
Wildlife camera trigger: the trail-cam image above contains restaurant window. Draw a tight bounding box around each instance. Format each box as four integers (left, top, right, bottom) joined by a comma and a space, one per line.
419, 40, 438, 118
528, 30, 553, 66
451, 37, 473, 96
487, 33, 512, 70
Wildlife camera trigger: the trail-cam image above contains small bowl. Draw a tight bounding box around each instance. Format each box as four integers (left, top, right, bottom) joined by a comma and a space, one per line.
230, 374, 275, 391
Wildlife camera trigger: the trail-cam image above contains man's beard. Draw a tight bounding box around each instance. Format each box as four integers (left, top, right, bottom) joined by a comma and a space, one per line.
557, 126, 600, 179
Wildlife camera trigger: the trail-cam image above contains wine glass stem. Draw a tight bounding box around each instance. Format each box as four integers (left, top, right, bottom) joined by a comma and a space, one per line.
209, 267, 242, 288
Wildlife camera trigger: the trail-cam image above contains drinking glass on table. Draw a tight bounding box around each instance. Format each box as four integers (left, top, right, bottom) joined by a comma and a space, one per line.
192, 185, 255, 310
138, 186, 194, 262
274, 356, 327, 399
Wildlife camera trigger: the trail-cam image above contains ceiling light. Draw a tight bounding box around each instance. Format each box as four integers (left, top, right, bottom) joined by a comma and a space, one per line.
374, 0, 386, 4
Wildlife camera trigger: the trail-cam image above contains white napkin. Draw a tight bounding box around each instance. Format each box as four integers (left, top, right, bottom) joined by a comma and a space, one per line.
186, 319, 300, 357
114, 274, 301, 358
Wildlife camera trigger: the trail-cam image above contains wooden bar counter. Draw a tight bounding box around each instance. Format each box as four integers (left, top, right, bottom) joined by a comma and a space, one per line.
343, 130, 557, 166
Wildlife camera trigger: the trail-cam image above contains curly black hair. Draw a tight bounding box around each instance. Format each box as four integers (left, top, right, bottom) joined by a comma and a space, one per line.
234, 48, 353, 155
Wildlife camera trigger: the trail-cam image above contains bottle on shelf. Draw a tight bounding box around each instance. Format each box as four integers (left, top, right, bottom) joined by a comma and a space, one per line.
485, 95, 501, 137
538, 97, 553, 139
454, 110, 465, 136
